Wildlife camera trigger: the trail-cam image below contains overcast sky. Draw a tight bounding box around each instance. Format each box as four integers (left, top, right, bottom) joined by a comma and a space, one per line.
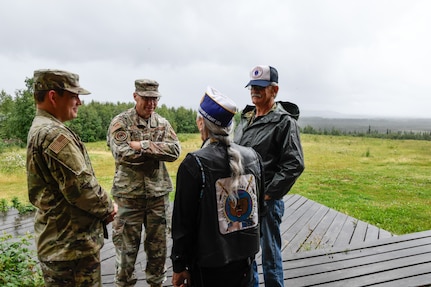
1, 0, 430, 118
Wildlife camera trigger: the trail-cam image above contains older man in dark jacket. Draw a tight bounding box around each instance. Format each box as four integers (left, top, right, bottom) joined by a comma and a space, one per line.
234, 65, 305, 287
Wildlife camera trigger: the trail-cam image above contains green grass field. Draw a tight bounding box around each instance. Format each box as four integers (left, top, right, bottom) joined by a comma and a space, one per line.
1, 133, 430, 235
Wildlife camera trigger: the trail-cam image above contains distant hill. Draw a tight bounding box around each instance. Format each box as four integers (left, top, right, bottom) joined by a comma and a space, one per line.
298, 117, 431, 133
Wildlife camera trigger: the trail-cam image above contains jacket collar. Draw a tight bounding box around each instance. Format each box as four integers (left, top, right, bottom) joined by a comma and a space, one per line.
241, 101, 300, 120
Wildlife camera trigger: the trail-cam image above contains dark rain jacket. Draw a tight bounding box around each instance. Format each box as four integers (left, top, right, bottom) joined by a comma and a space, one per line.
234, 101, 305, 200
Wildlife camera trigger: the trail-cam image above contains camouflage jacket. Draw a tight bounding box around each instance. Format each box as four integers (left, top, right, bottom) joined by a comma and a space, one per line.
107, 108, 181, 198
26, 109, 114, 262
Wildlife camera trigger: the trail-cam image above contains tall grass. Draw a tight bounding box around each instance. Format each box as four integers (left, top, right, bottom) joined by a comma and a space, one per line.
295, 135, 431, 234
1, 134, 430, 235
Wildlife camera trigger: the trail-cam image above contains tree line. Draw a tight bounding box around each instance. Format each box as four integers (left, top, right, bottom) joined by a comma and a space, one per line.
301, 125, 431, 141
0, 78, 199, 148
1, 78, 429, 151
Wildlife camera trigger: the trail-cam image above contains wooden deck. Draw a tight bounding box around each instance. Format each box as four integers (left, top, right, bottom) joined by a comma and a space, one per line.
283, 229, 431, 286
2, 194, 431, 287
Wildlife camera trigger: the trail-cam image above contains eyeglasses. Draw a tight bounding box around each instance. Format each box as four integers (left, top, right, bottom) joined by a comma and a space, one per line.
142, 96, 160, 102
248, 85, 267, 92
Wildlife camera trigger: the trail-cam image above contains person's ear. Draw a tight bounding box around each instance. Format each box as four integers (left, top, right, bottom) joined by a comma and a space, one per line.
47, 90, 57, 107
196, 117, 204, 131
133, 92, 139, 102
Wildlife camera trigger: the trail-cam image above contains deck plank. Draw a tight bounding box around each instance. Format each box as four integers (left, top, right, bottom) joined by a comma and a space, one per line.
350, 219, 368, 244
6, 194, 427, 287
284, 204, 329, 253
299, 208, 339, 252
319, 211, 348, 247
364, 223, 380, 241
283, 230, 431, 286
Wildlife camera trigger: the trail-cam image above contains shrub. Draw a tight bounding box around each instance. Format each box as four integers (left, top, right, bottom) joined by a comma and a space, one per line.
11, 197, 35, 214
0, 199, 7, 212
0, 232, 44, 286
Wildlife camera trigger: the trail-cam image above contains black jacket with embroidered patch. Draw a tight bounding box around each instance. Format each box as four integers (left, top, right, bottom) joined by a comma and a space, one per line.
171, 141, 265, 271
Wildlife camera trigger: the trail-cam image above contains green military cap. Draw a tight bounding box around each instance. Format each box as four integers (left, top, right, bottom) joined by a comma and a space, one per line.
33, 69, 90, 95
135, 79, 161, 97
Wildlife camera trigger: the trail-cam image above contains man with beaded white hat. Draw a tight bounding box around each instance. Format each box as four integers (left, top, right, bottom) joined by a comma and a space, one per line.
171, 86, 265, 287
234, 65, 305, 287
107, 79, 180, 287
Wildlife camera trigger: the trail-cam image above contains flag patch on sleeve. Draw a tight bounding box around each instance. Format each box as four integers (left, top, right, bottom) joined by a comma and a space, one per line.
49, 134, 70, 154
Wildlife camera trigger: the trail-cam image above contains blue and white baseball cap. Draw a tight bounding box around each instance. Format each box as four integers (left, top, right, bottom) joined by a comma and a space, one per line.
199, 86, 237, 127
245, 65, 278, 88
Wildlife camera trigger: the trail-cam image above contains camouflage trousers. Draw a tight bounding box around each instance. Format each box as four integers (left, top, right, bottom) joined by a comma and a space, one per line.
113, 195, 169, 287
39, 252, 101, 287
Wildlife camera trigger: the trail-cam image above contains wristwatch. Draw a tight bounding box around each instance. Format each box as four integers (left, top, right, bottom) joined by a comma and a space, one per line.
140, 140, 150, 150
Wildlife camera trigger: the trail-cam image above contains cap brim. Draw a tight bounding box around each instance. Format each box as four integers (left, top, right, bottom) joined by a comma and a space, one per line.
64, 87, 91, 95
245, 80, 271, 88
136, 91, 161, 97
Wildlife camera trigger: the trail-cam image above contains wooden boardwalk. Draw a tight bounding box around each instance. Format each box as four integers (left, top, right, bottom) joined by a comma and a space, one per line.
283, 229, 431, 286
2, 194, 431, 286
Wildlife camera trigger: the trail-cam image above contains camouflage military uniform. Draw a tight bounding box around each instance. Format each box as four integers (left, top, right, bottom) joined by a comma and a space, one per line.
27, 109, 115, 286
107, 105, 180, 286
39, 253, 101, 287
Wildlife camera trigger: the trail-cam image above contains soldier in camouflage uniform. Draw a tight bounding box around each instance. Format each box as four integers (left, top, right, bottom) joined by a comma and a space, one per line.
107, 79, 181, 287
26, 69, 117, 287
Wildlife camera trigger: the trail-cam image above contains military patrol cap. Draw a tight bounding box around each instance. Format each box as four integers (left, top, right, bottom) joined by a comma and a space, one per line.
135, 79, 161, 97
245, 65, 278, 88
33, 69, 90, 95
199, 86, 237, 127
